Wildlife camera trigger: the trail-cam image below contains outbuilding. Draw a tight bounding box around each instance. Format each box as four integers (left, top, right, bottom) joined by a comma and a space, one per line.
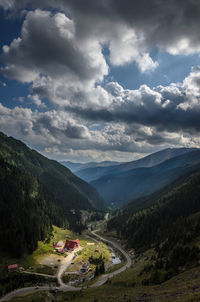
8, 264, 18, 272
80, 263, 90, 273
53, 241, 64, 248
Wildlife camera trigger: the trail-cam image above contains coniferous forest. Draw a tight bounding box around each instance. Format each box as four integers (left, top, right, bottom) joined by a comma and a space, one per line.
0, 157, 67, 256
0, 132, 105, 257
107, 169, 200, 283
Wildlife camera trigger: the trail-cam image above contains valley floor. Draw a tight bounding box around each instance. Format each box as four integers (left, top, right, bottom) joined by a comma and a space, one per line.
1, 224, 200, 302
2, 236, 200, 301
0, 225, 126, 301
6, 259, 200, 302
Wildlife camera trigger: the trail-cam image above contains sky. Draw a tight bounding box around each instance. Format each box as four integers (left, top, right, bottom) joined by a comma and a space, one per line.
0, 0, 200, 163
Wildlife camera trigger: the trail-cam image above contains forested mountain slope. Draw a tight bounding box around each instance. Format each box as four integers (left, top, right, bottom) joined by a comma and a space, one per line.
74, 148, 195, 183
0, 157, 67, 257
107, 168, 200, 283
91, 149, 200, 205
0, 132, 106, 211
0, 132, 106, 257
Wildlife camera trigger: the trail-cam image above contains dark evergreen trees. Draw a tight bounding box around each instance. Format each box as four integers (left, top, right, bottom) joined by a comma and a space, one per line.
0, 131, 106, 257
0, 157, 67, 256
107, 169, 200, 278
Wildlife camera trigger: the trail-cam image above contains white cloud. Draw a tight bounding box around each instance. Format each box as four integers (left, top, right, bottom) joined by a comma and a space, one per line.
0, 81, 7, 87
108, 27, 158, 72
136, 53, 158, 73
166, 38, 200, 56
178, 66, 200, 110
28, 94, 46, 108
18, 96, 24, 103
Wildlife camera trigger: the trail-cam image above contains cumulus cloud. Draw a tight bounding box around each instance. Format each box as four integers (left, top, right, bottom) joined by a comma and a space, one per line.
0, 104, 92, 147
28, 94, 46, 108
66, 67, 200, 134
1, 1, 200, 161
0, 2, 158, 77
179, 66, 200, 110
0, 67, 200, 161
0, 103, 145, 159
2, 0, 200, 100
1, 9, 108, 85
2, 0, 200, 59
108, 26, 158, 72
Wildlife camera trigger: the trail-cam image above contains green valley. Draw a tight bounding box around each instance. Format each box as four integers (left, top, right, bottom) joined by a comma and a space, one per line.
1, 133, 200, 302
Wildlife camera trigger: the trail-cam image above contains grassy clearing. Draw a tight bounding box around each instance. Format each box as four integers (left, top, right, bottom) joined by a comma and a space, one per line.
0, 226, 76, 272
8, 291, 54, 302
63, 229, 112, 270
105, 261, 125, 274
35, 264, 56, 275
33, 226, 76, 260
77, 241, 111, 263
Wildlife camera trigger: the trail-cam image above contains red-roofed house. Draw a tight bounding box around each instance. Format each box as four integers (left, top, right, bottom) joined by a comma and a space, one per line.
64, 239, 79, 250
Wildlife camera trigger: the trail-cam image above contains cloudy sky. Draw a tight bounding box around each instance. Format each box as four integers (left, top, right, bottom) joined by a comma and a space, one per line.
0, 0, 200, 162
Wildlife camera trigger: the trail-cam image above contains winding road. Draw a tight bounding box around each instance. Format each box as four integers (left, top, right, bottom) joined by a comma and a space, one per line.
90, 230, 131, 287
0, 231, 131, 301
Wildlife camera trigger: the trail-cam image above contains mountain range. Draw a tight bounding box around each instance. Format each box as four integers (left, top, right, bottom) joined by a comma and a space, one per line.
63, 148, 200, 206
61, 160, 121, 174
0, 132, 105, 211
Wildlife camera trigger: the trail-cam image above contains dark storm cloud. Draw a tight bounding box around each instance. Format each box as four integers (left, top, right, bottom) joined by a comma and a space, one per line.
65, 106, 113, 122
1, 9, 107, 83
65, 123, 89, 139
2, 0, 200, 55
2, 0, 200, 83
64, 0, 200, 45
66, 103, 200, 132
